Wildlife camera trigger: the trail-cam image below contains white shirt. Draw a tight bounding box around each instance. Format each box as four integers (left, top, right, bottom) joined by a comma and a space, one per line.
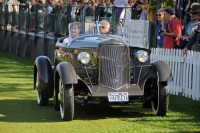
47, 6, 53, 14
63, 38, 69, 43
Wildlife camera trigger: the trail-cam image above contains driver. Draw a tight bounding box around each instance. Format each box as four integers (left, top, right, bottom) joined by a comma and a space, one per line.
99, 20, 110, 34
63, 21, 81, 43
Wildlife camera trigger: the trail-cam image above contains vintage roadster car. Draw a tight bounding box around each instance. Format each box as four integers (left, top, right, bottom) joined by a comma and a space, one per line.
34, 21, 172, 121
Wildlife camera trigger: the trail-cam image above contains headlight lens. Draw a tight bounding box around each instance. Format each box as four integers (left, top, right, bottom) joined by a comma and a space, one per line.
136, 50, 148, 63
77, 52, 90, 65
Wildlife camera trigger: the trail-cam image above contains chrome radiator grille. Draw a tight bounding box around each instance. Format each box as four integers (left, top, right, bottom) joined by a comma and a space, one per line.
99, 45, 129, 90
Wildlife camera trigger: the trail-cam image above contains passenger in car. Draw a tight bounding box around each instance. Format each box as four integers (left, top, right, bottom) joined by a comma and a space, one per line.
99, 20, 110, 34
63, 21, 81, 43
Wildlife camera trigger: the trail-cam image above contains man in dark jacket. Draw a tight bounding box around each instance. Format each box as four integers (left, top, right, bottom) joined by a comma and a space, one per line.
183, 5, 200, 53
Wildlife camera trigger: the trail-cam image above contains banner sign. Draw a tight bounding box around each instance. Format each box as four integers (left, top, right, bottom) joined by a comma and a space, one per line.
124, 16, 150, 49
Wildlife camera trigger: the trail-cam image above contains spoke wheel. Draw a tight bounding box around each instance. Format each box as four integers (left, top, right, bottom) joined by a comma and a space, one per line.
35, 71, 49, 106
59, 78, 74, 121
151, 82, 168, 116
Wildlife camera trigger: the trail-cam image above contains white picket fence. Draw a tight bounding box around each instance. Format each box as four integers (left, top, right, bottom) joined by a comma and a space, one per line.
150, 48, 200, 101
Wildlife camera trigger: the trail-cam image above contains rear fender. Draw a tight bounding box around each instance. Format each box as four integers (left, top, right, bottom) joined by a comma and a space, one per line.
34, 56, 54, 97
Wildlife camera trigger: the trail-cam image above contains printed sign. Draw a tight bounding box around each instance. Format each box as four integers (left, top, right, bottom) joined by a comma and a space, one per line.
124, 16, 150, 49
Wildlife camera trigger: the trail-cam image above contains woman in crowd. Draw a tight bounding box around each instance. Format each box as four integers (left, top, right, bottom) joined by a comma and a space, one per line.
85, 0, 95, 16
156, 8, 168, 48
138, 0, 157, 22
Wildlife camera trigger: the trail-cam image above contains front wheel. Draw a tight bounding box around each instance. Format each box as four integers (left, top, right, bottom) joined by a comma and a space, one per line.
35, 71, 49, 106
151, 82, 168, 116
58, 78, 74, 121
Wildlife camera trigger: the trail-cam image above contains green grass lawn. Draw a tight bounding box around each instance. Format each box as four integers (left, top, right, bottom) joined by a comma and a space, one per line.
0, 51, 200, 133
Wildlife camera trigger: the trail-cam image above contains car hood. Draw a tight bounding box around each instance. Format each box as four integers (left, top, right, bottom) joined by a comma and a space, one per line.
69, 34, 127, 48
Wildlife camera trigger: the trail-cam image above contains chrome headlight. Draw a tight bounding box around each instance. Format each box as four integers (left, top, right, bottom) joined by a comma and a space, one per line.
136, 50, 148, 63
77, 52, 90, 65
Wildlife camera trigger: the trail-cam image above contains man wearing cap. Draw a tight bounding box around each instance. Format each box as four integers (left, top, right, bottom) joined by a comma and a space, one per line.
182, 3, 200, 39
182, 5, 200, 53
178, 4, 200, 49
162, 7, 182, 49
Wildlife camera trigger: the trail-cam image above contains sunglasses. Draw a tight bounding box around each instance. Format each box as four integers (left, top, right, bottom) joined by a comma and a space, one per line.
99, 26, 105, 29
157, 14, 162, 16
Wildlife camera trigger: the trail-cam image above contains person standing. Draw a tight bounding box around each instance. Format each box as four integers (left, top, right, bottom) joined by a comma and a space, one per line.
113, 0, 128, 20
70, 1, 80, 21
85, 0, 95, 16
58, 0, 67, 15
138, 0, 157, 22
179, 3, 200, 49
182, 3, 200, 40
156, 8, 168, 48
30, 0, 37, 13
182, 5, 200, 53
162, 7, 182, 49
128, 0, 135, 7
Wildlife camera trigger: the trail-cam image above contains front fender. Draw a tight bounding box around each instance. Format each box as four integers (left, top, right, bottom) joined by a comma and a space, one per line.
151, 60, 172, 82
55, 62, 78, 85
139, 60, 172, 89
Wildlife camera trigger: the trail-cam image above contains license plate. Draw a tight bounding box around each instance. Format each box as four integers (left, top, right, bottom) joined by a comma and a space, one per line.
108, 92, 129, 102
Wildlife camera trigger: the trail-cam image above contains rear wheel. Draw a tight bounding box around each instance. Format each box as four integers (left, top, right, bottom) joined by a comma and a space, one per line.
58, 78, 74, 121
151, 82, 168, 116
54, 89, 60, 111
35, 71, 49, 105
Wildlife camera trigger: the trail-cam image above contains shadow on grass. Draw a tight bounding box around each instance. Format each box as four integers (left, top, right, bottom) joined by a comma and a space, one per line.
0, 98, 153, 123
0, 83, 33, 92
74, 102, 153, 120
0, 99, 60, 122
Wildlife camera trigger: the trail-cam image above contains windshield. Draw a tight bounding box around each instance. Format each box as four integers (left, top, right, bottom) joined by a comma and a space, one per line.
67, 16, 150, 49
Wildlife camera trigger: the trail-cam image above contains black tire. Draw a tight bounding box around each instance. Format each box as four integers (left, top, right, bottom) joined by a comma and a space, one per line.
58, 78, 74, 121
54, 87, 60, 111
142, 100, 151, 108
142, 78, 153, 109
35, 71, 49, 106
151, 83, 168, 116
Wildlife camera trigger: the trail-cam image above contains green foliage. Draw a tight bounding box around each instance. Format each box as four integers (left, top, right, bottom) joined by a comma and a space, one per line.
0, 51, 200, 133
148, 0, 157, 10
161, 0, 173, 8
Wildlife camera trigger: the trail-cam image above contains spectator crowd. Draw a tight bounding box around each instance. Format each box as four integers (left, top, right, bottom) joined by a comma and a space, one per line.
0, 0, 200, 52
